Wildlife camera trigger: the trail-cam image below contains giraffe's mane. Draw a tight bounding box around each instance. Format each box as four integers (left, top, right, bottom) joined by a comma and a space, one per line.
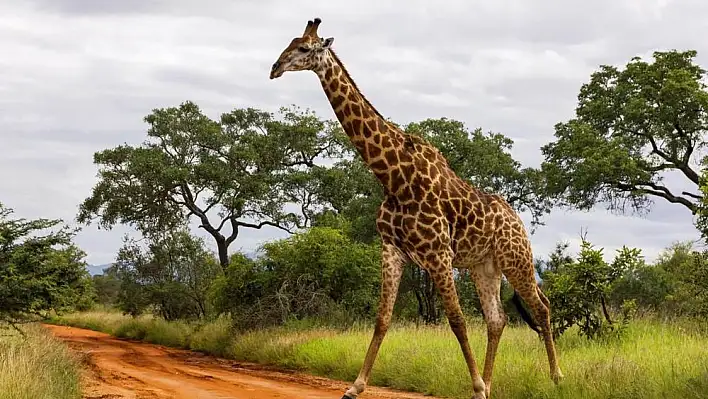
327, 48, 389, 124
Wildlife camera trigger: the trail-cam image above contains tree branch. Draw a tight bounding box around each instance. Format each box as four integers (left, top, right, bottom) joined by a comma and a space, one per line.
614, 181, 698, 213
180, 184, 224, 239
634, 129, 700, 184
237, 220, 295, 234
682, 191, 703, 200
674, 122, 695, 165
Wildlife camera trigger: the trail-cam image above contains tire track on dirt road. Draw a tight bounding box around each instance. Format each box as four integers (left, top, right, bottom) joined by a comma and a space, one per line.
45, 324, 438, 399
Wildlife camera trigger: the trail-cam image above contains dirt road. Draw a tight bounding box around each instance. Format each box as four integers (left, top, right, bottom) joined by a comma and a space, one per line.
45, 324, 436, 399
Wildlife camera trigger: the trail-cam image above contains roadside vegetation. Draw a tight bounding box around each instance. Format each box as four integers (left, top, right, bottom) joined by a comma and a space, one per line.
0, 324, 81, 399
51, 310, 708, 399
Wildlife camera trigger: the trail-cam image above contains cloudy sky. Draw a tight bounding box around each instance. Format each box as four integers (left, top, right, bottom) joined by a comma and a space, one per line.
1, 0, 706, 268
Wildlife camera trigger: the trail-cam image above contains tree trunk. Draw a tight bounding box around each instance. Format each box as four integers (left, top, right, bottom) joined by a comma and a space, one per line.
600, 295, 613, 325
216, 238, 229, 269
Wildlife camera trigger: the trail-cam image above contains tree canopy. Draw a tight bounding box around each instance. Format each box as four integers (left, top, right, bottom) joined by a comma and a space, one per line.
77, 102, 342, 267
541, 50, 708, 218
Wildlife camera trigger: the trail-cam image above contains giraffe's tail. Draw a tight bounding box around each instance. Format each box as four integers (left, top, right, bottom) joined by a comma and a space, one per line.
511, 290, 541, 334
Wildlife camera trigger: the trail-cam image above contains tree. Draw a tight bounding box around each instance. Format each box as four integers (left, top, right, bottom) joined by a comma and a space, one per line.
78, 102, 342, 268
91, 266, 121, 306
608, 254, 673, 315
542, 50, 708, 219
309, 159, 383, 243
260, 227, 381, 319
654, 242, 708, 318
113, 229, 222, 319
0, 202, 93, 331
211, 227, 382, 329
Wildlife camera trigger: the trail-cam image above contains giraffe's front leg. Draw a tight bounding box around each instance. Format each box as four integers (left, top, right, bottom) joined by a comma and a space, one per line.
342, 242, 406, 399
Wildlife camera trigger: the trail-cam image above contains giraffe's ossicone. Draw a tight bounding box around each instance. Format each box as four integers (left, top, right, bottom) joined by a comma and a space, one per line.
270, 17, 563, 399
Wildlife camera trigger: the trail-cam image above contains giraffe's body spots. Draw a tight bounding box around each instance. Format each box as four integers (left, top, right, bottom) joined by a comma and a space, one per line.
270, 17, 563, 399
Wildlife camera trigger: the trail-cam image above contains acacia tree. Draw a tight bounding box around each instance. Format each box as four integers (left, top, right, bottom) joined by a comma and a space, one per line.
78, 102, 342, 268
542, 50, 708, 219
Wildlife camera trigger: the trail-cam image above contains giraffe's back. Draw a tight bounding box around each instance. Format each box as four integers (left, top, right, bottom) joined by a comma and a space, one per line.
443, 177, 533, 268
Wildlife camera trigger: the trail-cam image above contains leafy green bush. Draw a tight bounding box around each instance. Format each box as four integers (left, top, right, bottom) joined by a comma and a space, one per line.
0, 202, 94, 327
211, 227, 381, 330
538, 240, 643, 339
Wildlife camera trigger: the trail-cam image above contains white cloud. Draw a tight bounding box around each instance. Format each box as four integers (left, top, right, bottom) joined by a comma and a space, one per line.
0, 0, 704, 265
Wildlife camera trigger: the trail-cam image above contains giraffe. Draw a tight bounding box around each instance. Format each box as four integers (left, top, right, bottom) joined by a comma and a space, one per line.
269, 18, 563, 399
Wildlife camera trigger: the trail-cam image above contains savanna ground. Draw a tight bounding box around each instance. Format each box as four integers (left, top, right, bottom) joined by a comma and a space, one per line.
48, 310, 708, 399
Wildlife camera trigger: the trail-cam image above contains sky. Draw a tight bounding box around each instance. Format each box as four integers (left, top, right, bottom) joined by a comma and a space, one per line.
1, 0, 706, 269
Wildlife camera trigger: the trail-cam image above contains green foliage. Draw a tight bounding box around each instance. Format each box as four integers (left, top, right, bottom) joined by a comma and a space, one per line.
539, 240, 639, 339
609, 252, 674, 314
113, 229, 222, 320
208, 253, 269, 325
542, 49, 707, 219
0, 202, 93, 326
90, 267, 121, 306
261, 227, 381, 318
77, 102, 341, 266
309, 159, 383, 243
654, 242, 708, 318
210, 227, 381, 329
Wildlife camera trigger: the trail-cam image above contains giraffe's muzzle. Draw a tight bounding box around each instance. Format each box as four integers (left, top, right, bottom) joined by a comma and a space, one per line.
270, 61, 283, 79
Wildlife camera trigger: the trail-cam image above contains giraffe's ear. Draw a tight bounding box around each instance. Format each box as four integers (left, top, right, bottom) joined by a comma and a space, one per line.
322, 37, 334, 49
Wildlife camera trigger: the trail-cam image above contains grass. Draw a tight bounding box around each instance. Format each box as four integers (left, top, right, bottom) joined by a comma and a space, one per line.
0, 324, 81, 399
49, 310, 708, 399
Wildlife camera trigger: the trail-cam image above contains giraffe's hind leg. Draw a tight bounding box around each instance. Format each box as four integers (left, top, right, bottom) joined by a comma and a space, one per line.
502, 256, 563, 384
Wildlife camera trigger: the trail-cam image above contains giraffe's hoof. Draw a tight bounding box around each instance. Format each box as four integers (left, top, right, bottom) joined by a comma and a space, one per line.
552, 369, 564, 384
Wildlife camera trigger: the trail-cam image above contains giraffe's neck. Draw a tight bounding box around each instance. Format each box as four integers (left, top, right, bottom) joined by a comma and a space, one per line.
315, 51, 406, 186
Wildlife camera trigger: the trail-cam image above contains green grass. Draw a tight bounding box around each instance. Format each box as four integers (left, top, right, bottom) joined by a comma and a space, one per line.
0, 324, 82, 399
49, 311, 708, 399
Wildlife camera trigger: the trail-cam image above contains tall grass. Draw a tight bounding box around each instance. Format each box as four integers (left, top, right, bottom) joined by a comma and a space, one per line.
0, 324, 81, 399
50, 311, 708, 399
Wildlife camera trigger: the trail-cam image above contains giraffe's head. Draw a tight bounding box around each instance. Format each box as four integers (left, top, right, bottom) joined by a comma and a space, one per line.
269, 17, 334, 80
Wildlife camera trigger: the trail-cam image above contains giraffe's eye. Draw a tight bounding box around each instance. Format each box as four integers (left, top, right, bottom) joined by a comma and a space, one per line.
298, 46, 310, 53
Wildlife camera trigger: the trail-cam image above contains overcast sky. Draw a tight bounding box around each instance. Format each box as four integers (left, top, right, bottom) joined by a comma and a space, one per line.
1, 0, 706, 268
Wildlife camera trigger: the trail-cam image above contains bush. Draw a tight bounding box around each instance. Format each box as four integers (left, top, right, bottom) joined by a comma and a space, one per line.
0, 203, 94, 326
211, 227, 381, 330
